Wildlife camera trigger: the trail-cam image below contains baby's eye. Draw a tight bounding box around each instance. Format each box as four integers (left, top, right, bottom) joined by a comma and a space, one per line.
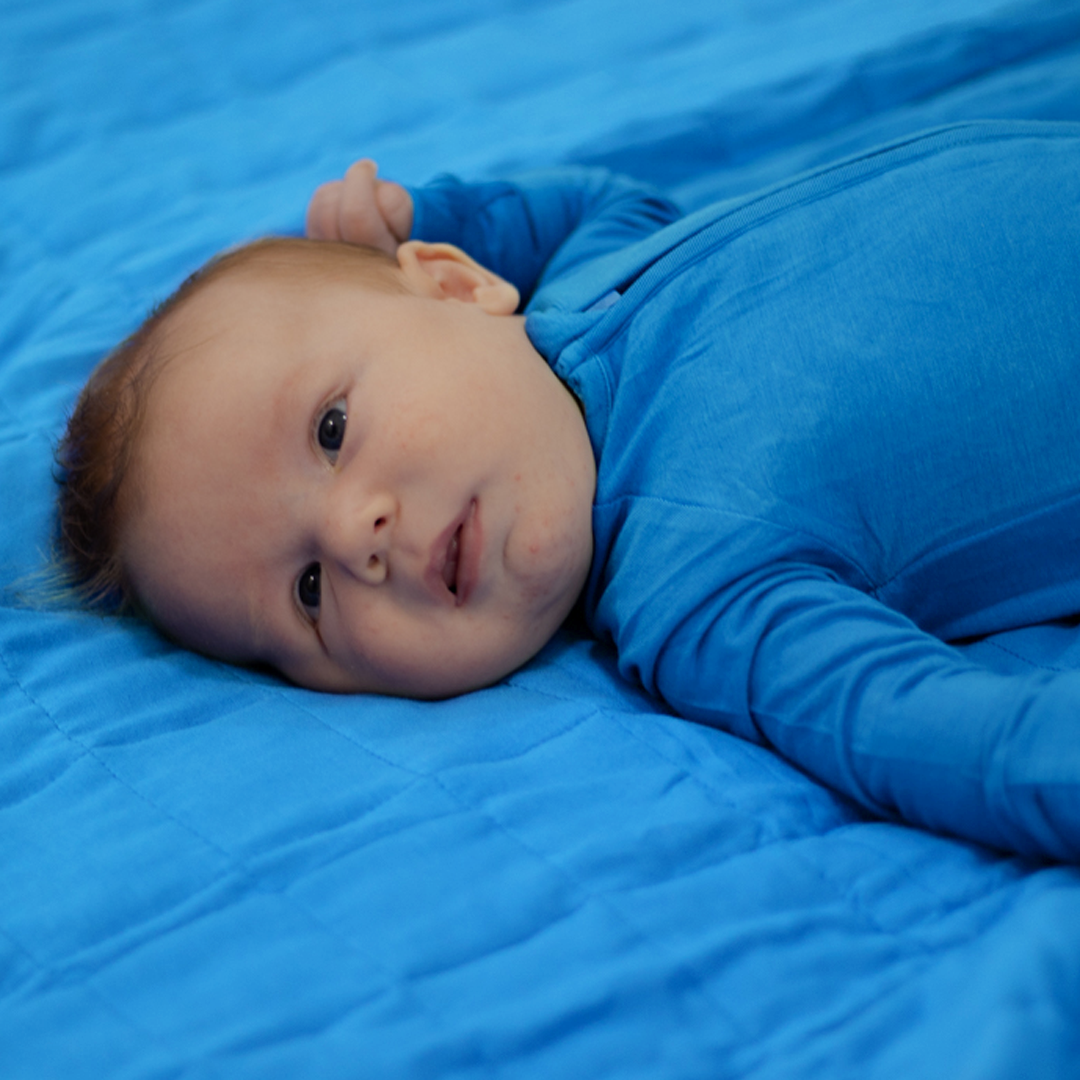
297, 562, 321, 616
316, 398, 347, 463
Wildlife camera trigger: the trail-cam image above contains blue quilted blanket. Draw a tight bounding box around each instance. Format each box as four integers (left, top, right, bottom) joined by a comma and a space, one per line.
4, 1, 1080, 1075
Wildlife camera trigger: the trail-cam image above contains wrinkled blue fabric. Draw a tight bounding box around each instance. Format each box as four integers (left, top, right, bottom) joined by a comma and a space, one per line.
10, 0, 1080, 1072
413, 122, 1080, 861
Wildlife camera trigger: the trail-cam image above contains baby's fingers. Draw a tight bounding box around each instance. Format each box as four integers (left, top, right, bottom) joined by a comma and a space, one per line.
375, 177, 414, 245
305, 180, 345, 241
338, 159, 397, 254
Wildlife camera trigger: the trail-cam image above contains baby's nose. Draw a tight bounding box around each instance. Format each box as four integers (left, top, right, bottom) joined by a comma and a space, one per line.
322, 491, 396, 585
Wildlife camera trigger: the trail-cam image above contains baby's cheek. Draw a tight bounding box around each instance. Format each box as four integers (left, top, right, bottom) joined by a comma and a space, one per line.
507, 506, 591, 605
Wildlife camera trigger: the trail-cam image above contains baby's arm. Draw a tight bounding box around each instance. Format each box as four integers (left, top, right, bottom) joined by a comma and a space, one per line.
647, 567, 1080, 861
407, 168, 680, 300
307, 159, 681, 302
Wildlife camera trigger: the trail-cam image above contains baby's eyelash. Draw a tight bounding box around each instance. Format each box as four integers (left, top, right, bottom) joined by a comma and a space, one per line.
314, 397, 347, 464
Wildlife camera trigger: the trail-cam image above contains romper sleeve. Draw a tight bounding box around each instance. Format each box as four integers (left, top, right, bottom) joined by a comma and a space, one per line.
648, 566, 1080, 862
408, 167, 682, 303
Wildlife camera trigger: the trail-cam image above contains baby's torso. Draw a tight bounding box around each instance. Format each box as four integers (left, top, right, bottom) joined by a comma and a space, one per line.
528, 123, 1080, 648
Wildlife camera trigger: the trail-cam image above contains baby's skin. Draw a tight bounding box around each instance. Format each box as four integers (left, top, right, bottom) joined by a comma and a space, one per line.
121, 161, 597, 697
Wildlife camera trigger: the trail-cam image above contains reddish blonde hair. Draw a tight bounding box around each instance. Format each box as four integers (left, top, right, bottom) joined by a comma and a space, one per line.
54, 237, 403, 610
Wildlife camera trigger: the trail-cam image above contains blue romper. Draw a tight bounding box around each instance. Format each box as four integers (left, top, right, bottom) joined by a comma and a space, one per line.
411, 122, 1080, 861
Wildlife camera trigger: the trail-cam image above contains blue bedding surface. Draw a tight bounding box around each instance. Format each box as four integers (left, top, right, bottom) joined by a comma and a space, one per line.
4, 1, 1080, 1075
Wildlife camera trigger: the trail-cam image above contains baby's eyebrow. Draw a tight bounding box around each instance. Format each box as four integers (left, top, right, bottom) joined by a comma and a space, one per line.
228, 539, 299, 668
271, 379, 302, 446
270, 332, 316, 439
241, 585, 273, 662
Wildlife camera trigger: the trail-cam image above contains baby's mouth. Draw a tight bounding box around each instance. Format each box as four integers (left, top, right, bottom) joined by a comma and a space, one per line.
426, 500, 479, 607
442, 526, 462, 595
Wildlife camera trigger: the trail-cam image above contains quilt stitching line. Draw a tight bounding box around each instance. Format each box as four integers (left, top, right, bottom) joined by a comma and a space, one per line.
0, 644, 205, 1055
279, 689, 752, 1040
284, 701, 751, 1060
524, 673, 1019, 955
0, 645, 494, 1071
731, 829, 1046, 1075
495, 682, 840, 1034
0, 920, 193, 1070
216, 691, 634, 1074
513, 679, 754, 814
817, 831, 1025, 931
498, 675, 1007, 1062
513, 671, 867, 846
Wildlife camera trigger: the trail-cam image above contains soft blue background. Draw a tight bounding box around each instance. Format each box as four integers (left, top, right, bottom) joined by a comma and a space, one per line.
3, 1, 1080, 1076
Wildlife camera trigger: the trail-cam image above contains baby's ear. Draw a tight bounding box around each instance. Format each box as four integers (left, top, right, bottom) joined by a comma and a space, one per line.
396, 241, 519, 315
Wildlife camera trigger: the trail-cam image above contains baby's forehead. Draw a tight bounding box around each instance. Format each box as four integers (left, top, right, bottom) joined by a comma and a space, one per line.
150, 275, 307, 397
157, 236, 410, 363
173, 264, 305, 328
182, 239, 401, 309
127, 309, 293, 650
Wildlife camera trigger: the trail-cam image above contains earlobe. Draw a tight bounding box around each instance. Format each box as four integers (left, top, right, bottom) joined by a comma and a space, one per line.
397, 241, 520, 315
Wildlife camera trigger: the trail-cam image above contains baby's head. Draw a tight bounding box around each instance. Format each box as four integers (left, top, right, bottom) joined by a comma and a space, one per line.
57, 237, 596, 696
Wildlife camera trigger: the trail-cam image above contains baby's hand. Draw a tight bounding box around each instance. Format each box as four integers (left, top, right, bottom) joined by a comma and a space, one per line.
305, 159, 414, 256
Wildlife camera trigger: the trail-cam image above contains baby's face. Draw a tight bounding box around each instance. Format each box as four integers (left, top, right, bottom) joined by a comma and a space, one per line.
123, 253, 596, 696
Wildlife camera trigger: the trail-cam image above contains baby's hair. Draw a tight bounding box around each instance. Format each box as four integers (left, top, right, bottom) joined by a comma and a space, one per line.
54, 236, 405, 611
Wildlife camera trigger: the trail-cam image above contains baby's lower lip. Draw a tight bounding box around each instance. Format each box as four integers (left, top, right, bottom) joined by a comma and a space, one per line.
442, 527, 462, 593
454, 500, 481, 605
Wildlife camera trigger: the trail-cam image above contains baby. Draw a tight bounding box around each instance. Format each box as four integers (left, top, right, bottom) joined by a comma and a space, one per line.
57, 122, 1080, 861
58, 194, 596, 699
